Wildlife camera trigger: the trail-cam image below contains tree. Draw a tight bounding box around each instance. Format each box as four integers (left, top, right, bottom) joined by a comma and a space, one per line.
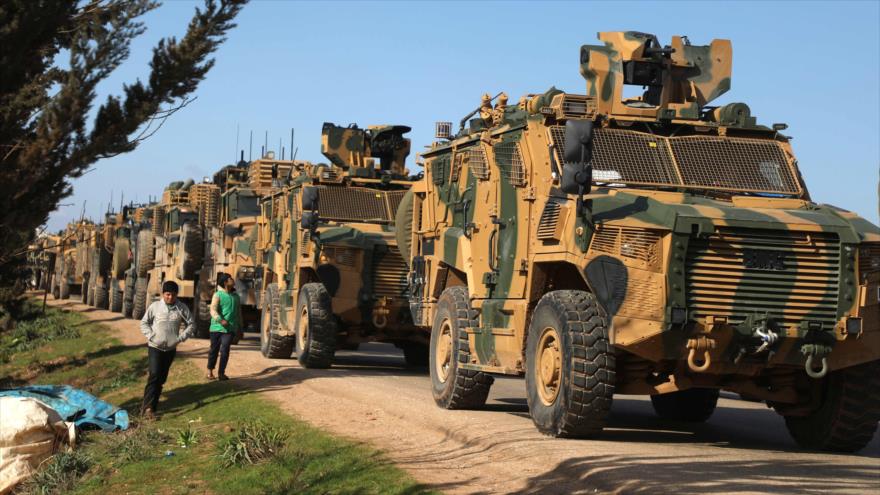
0, 0, 247, 321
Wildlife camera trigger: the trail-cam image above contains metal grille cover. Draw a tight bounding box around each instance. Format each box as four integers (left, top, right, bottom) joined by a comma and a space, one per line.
493, 142, 526, 186
317, 187, 394, 222
686, 228, 840, 328
371, 247, 408, 298
549, 126, 801, 195
589, 226, 661, 265
536, 202, 562, 240
466, 147, 489, 180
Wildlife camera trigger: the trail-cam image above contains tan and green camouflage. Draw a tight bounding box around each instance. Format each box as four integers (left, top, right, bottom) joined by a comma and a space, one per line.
256, 122, 424, 366
196, 156, 300, 335
403, 31, 880, 451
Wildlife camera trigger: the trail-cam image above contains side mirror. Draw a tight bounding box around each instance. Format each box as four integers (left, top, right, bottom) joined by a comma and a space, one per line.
560, 120, 594, 195
302, 186, 319, 211
301, 211, 319, 230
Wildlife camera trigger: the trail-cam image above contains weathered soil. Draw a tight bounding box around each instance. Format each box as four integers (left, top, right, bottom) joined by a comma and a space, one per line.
49, 299, 880, 494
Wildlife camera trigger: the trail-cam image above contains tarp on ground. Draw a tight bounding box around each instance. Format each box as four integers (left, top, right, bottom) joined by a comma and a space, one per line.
0, 397, 75, 494
0, 385, 129, 432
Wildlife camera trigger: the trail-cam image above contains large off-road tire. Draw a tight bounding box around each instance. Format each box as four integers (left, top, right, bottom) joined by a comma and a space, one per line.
52, 283, 61, 300
195, 296, 211, 339
136, 230, 154, 277
260, 283, 294, 358
294, 283, 337, 368
525, 290, 615, 438
783, 359, 880, 452
394, 189, 414, 268
122, 272, 135, 318
94, 281, 109, 310
650, 388, 719, 423
81, 273, 90, 304
429, 286, 494, 409
59, 279, 69, 299
109, 279, 123, 313
402, 342, 429, 369
132, 277, 149, 321
179, 223, 203, 280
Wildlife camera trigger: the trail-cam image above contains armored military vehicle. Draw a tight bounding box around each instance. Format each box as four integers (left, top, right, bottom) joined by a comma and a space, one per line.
134, 180, 218, 325
401, 32, 880, 452
257, 122, 424, 368
50, 221, 93, 300
195, 155, 297, 337
128, 204, 157, 320
83, 213, 118, 310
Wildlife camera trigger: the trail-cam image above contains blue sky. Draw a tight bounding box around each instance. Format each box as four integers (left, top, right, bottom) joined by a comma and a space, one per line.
48, 0, 880, 231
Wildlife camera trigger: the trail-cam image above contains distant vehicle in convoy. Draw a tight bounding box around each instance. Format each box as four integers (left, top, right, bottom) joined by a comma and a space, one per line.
50, 221, 94, 300
399, 31, 880, 452
195, 154, 298, 336
256, 122, 425, 368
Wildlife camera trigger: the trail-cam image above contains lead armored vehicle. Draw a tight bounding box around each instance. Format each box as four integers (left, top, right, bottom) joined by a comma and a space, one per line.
401, 32, 880, 452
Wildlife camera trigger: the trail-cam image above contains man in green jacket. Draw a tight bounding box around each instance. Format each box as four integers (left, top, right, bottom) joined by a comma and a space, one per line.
206, 273, 241, 380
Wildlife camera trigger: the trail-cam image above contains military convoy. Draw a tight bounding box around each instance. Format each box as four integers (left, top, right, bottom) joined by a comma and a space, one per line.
28, 31, 879, 452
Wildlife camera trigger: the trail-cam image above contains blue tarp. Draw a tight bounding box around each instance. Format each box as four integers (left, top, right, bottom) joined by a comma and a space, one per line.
0, 385, 129, 432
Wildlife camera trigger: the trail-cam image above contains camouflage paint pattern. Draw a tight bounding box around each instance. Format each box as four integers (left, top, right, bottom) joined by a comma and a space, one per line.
406, 32, 880, 402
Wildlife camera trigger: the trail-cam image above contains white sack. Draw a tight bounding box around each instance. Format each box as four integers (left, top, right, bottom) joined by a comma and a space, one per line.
0, 397, 75, 494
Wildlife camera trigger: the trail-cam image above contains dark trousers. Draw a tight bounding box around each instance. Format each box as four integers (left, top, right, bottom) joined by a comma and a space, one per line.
143, 346, 176, 412
207, 331, 234, 375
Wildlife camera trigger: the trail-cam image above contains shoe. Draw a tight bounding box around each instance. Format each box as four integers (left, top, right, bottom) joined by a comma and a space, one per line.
142, 407, 156, 420
206, 370, 215, 380
218, 374, 229, 381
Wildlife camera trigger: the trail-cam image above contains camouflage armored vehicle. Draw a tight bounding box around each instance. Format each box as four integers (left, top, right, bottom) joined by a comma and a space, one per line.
84, 214, 118, 310
106, 205, 149, 315
50, 221, 93, 300
27, 235, 57, 291
134, 180, 218, 324
401, 32, 880, 452
195, 155, 297, 337
257, 122, 424, 367
128, 204, 157, 319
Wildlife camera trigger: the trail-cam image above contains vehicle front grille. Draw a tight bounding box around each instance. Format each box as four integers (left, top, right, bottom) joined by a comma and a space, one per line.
686, 228, 841, 328
371, 247, 408, 299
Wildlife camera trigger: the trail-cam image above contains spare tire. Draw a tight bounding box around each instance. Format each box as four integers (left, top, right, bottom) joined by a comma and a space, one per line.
394, 189, 414, 268
178, 223, 203, 280
112, 238, 130, 277
137, 230, 154, 277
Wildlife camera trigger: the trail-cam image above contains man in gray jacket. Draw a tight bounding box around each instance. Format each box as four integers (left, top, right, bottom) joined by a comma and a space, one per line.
140, 280, 195, 418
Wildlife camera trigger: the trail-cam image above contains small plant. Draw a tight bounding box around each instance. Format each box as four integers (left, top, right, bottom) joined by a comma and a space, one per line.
22, 451, 91, 495
110, 426, 170, 464
176, 425, 199, 449
216, 420, 289, 467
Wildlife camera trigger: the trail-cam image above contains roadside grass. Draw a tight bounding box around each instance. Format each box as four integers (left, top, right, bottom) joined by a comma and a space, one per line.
4, 302, 435, 495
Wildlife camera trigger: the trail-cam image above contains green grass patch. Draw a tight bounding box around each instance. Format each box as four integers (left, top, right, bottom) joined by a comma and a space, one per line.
6, 303, 435, 495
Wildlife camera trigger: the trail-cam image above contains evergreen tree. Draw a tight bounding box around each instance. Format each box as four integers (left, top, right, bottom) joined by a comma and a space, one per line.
0, 0, 247, 321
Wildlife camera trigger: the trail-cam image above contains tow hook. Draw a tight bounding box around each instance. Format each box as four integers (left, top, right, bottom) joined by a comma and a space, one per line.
732, 313, 780, 364
686, 336, 716, 372
800, 343, 831, 379
372, 297, 390, 329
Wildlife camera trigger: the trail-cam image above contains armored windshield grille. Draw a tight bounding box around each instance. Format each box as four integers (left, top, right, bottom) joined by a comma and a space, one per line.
548, 126, 801, 195
859, 243, 880, 276
386, 191, 407, 220
316, 187, 397, 222
493, 142, 527, 186
589, 226, 661, 265
466, 147, 489, 180
686, 228, 840, 329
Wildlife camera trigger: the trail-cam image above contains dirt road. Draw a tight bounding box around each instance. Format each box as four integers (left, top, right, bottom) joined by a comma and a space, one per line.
50, 300, 879, 494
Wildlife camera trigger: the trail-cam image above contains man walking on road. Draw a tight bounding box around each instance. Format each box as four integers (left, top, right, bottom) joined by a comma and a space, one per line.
206, 273, 242, 381
140, 280, 194, 419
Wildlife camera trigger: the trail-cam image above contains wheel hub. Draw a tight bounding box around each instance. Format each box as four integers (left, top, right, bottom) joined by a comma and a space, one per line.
435, 319, 453, 383
536, 327, 562, 406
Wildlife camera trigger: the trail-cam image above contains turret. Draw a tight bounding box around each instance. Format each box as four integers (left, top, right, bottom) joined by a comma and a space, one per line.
320, 122, 411, 178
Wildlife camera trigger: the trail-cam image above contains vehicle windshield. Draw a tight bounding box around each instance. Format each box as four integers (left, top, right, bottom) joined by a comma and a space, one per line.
547, 126, 804, 197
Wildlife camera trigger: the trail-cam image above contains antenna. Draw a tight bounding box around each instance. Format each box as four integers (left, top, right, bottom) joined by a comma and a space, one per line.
282, 146, 285, 160
235, 124, 240, 164
264, 131, 268, 158
290, 128, 294, 160
249, 130, 253, 161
